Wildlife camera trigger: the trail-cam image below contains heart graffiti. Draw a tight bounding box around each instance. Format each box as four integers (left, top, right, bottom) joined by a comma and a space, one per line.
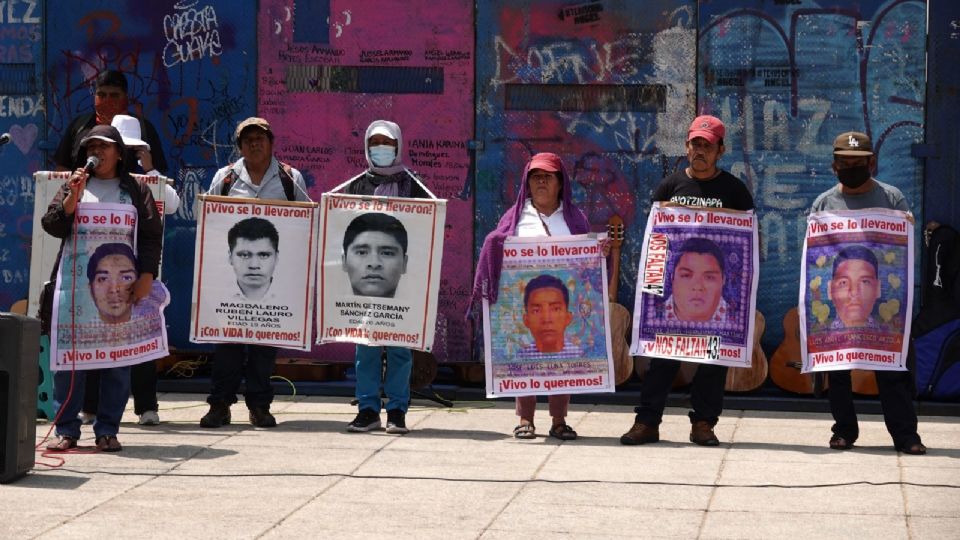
9, 123, 38, 154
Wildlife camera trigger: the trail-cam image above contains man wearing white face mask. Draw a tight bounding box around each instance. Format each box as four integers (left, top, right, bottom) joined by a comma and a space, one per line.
334, 120, 433, 435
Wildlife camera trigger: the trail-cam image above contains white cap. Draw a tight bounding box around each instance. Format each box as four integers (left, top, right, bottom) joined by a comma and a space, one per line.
110, 114, 150, 150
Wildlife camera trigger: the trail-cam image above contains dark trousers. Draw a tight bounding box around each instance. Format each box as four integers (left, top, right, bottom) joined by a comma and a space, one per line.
207, 344, 277, 409
634, 358, 728, 426
827, 369, 921, 447
82, 360, 159, 416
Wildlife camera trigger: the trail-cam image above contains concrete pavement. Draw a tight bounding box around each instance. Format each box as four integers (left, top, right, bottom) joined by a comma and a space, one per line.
4, 393, 959, 539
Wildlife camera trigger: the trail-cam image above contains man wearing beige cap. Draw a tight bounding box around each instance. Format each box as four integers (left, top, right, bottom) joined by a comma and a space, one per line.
810, 131, 926, 455
620, 114, 754, 448
200, 116, 311, 429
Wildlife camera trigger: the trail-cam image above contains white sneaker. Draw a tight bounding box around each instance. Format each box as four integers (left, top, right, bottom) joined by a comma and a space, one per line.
79, 411, 95, 425
138, 410, 160, 425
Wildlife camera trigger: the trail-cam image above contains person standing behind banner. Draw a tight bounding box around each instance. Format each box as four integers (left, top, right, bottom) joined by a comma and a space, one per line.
199, 117, 311, 430
41, 124, 163, 453
339, 120, 431, 435
55, 71, 170, 428
620, 115, 754, 447
53, 69, 168, 175
77, 114, 181, 428
472, 152, 592, 441
810, 131, 925, 455
111, 114, 180, 214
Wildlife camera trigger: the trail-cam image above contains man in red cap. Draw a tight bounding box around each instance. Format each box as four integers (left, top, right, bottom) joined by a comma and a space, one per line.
620, 115, 755, 447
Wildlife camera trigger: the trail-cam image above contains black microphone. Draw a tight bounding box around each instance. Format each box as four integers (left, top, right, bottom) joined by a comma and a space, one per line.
0, 133, 10, 145
83, 156, 100, 174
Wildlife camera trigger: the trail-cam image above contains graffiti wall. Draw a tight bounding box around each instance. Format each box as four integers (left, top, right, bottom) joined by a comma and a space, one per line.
0, 0, 947, 369
43, 0, 257, 348
474, 0, 697, 354
0, 0, 42, 312
258, 0, 475, 362
698, 0, 926, 347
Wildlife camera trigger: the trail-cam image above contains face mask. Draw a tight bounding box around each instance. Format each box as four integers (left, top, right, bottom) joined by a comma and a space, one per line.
94, 95, 129, 124
837, 165, 870, 189
369, 145, 397, 167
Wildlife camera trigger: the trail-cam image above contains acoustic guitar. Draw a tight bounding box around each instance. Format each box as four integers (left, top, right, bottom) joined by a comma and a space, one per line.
769, 308, 815, 394
725, 310, 769, 392
769, 307, 879, 396
410, 350, 438, 390
851, 370, 878, 395
607, 215, 633, 385
8, 299, 27, 315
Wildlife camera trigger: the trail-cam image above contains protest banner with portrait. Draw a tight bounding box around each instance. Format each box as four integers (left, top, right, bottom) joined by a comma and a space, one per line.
28, 171, 166, 320
50, 203, 170, 371
317, 193, 446, 350
799, 208, 913, 372
630, 203, 759, 367
191, 195, 319, 351
483, 234, 614, 398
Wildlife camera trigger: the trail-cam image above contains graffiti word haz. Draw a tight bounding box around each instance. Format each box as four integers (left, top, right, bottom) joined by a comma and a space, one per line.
162, 2, 222, 68
0, 0, 39, 24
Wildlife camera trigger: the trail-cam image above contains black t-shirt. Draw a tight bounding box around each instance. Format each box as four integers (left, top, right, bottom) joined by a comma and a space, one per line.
652, 169, 754, 211
53, 112, 168, 174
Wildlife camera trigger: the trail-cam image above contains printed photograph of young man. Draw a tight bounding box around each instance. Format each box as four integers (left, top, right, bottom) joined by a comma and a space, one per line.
665, 237, 730, 323
87, 242, 138, 324
828, 245, 882, 329
518, 274, 583, 359
341, 212, 408, 298
228, 217, 280, 302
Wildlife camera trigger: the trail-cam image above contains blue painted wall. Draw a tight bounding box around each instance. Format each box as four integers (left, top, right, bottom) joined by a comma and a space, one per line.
698, 0, 927, 347
43, 0, 258, 349
0, 0, 42, 311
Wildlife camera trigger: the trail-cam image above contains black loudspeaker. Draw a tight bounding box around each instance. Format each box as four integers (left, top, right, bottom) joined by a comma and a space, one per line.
0, 312, 40, 483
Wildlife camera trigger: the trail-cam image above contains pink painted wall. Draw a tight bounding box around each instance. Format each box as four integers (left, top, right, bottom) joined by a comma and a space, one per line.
258, 0, 475, 361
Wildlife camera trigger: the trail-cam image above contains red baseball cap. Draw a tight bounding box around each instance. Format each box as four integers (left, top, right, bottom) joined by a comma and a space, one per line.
687, 115, 725, 145
527, 152, 562, 173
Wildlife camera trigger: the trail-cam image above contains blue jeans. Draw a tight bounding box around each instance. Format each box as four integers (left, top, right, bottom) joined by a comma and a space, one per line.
355, 345, 412, 413
53, 366, 131, 439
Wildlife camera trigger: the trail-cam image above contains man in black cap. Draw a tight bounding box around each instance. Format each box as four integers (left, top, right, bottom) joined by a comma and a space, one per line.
810, 130, 926, 455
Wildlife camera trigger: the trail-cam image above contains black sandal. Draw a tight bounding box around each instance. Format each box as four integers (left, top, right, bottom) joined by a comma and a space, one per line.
549, 423, 578, 441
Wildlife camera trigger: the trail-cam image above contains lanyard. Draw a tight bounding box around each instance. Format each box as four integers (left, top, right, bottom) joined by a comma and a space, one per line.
537, 212, 552, 236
